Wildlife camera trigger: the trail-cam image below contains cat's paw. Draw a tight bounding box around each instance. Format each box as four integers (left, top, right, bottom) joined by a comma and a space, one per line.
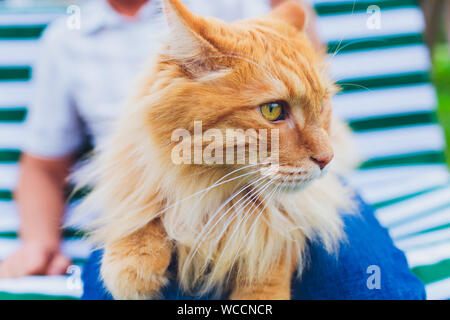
101, 249, 169, 300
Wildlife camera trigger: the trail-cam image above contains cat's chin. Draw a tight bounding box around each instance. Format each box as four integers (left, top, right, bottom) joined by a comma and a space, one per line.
277, 180, 314, 193
260, 174, 320, 193
269, 178, 314, 194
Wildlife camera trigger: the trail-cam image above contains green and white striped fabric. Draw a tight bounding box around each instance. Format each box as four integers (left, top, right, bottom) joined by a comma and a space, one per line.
0, 5, 88, 300
315, 0, 450, 299
0, 0, 449, 300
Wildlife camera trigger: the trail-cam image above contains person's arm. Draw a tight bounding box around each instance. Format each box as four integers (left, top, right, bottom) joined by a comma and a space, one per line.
0, 154, 73, 277
0, 20, 85, 277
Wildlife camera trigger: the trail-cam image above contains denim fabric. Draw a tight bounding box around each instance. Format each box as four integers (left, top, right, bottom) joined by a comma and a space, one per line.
82, 195, 426, 300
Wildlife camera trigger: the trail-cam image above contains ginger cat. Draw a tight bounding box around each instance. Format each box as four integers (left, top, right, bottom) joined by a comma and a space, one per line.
73, 0, 356, 300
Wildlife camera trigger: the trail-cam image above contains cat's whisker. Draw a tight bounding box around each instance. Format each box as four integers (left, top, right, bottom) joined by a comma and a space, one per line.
271, 179, 310, 242
208, 175, 283, 276
335, 82, 372, 93
212, 177, 274, 245
244, 174, 288, 234
240, 176, 288, 246
185, 165, 266, 221
328, 1, 357, 61
152, 171, 258, 226
180, 191, 263, 285
172, 170, 259, 230
159, 53, 275, 83
225, 178, 280, 275
180, 174, 272, 278
210, 162, 289, 241
179, 174, 270, 275
328, 38, 387, 61
150, 164, 262, 220
173, 171, 262, 237
208, 178, 272, 249
241, 174, 289, 240
184, 161, 288, 248
170, 169, 265, 238
184, 161, 288, 251
200, 186, 274, 291
222, 176, 285, 285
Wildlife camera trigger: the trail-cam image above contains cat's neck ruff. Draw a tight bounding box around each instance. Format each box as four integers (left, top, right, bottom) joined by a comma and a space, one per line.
160, 163, 354, 294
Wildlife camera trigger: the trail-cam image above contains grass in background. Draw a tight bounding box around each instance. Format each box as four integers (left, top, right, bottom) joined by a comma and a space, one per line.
433, 44, 450, 167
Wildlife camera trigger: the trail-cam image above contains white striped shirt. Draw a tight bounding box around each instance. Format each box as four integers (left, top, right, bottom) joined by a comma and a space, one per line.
24, 0, 271, 158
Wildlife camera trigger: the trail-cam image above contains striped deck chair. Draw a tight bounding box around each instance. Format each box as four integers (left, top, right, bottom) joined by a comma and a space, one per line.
0, 0, 448, 300
0, 4, 89, 300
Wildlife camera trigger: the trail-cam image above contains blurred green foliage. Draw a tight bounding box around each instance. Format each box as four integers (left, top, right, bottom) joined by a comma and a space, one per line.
433, 44, 450, 167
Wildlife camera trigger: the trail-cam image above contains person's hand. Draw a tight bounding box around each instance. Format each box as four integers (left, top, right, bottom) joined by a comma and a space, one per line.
0, 242, 71, 278
0, 154, 74, 278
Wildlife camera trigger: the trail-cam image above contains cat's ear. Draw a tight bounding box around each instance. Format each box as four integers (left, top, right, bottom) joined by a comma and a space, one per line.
269, 1, 307, 31
162, 0, 219, 62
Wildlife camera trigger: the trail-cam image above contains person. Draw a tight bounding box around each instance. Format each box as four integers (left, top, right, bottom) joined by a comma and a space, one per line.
0, 0, 157, 278
0, 0, 426, 299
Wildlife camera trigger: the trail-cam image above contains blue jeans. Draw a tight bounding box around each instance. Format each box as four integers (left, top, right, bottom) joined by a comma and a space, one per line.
82, 195, 426, 300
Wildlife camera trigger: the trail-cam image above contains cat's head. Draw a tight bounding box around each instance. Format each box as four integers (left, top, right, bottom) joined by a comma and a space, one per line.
146, 0, 336, 192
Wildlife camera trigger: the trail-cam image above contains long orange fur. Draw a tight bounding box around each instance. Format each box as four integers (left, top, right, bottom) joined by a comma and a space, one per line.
72, 0, 357, 300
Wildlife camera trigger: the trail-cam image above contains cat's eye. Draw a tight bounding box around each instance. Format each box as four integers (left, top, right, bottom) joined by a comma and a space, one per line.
259, 102, 286, 122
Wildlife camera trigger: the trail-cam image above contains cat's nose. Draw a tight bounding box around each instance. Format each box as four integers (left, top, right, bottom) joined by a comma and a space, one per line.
310, 154, 333, 170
